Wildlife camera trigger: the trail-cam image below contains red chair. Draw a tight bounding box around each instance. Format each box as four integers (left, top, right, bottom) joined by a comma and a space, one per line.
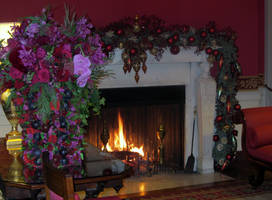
241, 107, 272, 187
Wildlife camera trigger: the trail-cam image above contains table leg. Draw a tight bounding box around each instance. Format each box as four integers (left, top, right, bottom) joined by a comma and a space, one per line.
85, 182, 105, 198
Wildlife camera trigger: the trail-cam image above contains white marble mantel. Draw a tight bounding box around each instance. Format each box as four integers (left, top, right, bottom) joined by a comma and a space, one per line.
99, 48, 216, 173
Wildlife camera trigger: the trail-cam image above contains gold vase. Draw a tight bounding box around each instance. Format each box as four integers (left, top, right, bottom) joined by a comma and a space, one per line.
1, 89, 24, 182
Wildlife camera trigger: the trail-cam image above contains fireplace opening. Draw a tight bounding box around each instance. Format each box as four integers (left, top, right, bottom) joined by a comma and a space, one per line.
87, 85, 185, 172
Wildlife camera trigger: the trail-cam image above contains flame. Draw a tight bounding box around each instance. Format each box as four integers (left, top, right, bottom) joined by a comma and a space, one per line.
104, 112, 144, 157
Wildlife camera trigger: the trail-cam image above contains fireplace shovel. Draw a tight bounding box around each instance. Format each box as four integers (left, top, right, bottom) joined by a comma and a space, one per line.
184, 110, 196, 173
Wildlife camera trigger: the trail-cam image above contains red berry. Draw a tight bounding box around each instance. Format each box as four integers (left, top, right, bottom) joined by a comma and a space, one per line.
209, 27, 215, 34
106, 45, 112, 51
170, 45, 180, 55
234, 104, 241, 110
213, 50, 219, 56
168, 38, 174, 44
130, 48, 136, 55
173, 34, 179, 41
226, 154, 232, 160
216, 115, 223, 122
116, 29, 123, 35
201, 31, 207, 38
205, 47, 212, 54
213, 135, 219, 142
188, 36, 195, 43
156, 28, 162, 34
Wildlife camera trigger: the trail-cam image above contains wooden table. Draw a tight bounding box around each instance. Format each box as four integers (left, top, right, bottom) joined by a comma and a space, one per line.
0, 138, 132, 199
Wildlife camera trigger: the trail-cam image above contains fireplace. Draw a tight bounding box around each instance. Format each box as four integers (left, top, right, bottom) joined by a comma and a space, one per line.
86, 48, 216, 173
87, 86, 185, 169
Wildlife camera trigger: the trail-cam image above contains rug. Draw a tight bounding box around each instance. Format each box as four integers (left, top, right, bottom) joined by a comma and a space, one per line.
119, 180, 272, 200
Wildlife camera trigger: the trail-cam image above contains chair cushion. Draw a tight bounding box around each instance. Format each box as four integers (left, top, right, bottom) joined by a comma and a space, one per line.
49, 190, 81, 200
248, 145, 272, 163
247, 124, 272, 148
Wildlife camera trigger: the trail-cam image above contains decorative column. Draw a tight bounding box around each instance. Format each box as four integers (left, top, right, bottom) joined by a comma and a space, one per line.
196, 61, 216, 173
265, 0, 272, 106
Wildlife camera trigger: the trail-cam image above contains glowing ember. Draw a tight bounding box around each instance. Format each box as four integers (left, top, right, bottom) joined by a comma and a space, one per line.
102, 112, 144, 157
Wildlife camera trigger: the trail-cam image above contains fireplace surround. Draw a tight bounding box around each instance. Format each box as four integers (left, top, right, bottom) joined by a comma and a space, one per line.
92, 48, 216, 174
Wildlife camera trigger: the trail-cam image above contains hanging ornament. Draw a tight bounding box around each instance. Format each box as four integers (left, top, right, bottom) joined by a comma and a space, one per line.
170, 45, 180, 55
115, 29, 124, 36
119, 42, 124, 49
209, 27, 215, 34
226, 96, 231, 113
123, 64, 128, 74
200, 31, 207, 38
232, 136, 237, 152
173, 34, 179, 41
220, 94, 226, 103
216, 115, 223, 122
221, 160, 229, 170
142, 64, 147, 73
128, 64, 132, 72
134, 15, 141, 33
218, 86, 223, 97
219, 56, 224, 69
223, 125, 230, 132
232, 130, 238, 136
213, 135, 219, 142
133, 62, 141, 73
221, 137, 228, 145
217, 143, 224, 151
167, 37, 174, 44
213, 50, 219, 57
188, 36, 195, 43
226, 154, 232, 160
130, 48, 137, 55
234, 104, 241, 110
205, 47, 213, 54
135, 72, 140, 83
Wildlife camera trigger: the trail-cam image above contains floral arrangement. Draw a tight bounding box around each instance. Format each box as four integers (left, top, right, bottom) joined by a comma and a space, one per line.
0, 8, 108, 180
99, 15, 242, 170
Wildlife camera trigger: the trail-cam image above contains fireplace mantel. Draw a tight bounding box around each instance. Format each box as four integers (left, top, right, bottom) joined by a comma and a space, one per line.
99, 48, 216, 173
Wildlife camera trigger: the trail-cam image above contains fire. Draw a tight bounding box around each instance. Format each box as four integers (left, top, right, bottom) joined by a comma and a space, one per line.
103, 112, 144, 157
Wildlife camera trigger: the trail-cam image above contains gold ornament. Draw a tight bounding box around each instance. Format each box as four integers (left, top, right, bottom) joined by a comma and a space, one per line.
133, 62, 141, 73
220, 95, 226, 103
217, 143, 224, 151
133, 15, 141, 32
211, 40, 217, 48
224, 75, 228, 80
221, 137, 228, 145
218, 158, 225, 165
150, 48, 158, 56
119, 42, 124, 49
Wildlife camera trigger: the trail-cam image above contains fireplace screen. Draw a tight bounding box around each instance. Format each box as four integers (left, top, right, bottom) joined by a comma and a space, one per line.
86, 86, 185, 170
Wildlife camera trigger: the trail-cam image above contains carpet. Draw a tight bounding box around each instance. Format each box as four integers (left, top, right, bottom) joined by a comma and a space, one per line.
120, 180, 272, 200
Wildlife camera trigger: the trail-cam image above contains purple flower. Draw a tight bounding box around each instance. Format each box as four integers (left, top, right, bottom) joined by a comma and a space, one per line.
76, 17, 93, 39
26, 23, 40, 38
77, 70, 91, 87
36, 47, 46, 59
18, 47, 36, 68
73, 54, 91, 75
90, 47, 106, 65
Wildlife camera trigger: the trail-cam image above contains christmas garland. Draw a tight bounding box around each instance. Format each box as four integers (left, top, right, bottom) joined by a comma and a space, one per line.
99, 15, 242, 170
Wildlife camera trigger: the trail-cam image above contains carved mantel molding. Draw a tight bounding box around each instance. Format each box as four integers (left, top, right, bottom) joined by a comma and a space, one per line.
237, 74, 264, 90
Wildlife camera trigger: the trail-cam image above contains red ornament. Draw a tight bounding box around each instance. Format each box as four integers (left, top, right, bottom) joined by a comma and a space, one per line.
213, 50, 219, 56
188, 36, 195, 43
232, 130, 238, 136
130, 48, 137, 55
213, 135, 219, 142
106, 45, 113, 52
216, 115, 223, 122
205, 47, 213, 54
209, 27, 215, 34
168, 37, 174, 44
200, 31, 207, 38
226, 154, 232, 160
173, 34, 179, 41
116, 29, 124, 36
234, 104, 241, 110
156, 28, 162, 34
170, 45, 180, 55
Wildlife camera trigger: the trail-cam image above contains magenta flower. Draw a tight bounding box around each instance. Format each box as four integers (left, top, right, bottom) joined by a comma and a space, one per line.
36, 47, 46, 59
37, 68, 50, 83
26, 23, 40, 38
9, 66, 23, 79
73, 54, 91, 76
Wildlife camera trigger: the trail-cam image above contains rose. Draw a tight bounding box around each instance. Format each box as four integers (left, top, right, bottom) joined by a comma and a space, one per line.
14, 80, 25, 89
37, 68, 50, 83
9, 67, 23, 79
48, 135, 57, 143
9, 47, 27, 73
56, 68, 70, 82
13, 97, 24, 105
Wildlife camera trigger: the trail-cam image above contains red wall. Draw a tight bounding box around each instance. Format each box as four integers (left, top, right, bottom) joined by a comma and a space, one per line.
0, 0, 264, 76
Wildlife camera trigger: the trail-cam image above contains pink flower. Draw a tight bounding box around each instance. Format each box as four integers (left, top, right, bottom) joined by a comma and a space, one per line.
37, 68, 50, 83
73, 54, 91, 76
76, 71, 91, 87
9, 66, 23, 79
